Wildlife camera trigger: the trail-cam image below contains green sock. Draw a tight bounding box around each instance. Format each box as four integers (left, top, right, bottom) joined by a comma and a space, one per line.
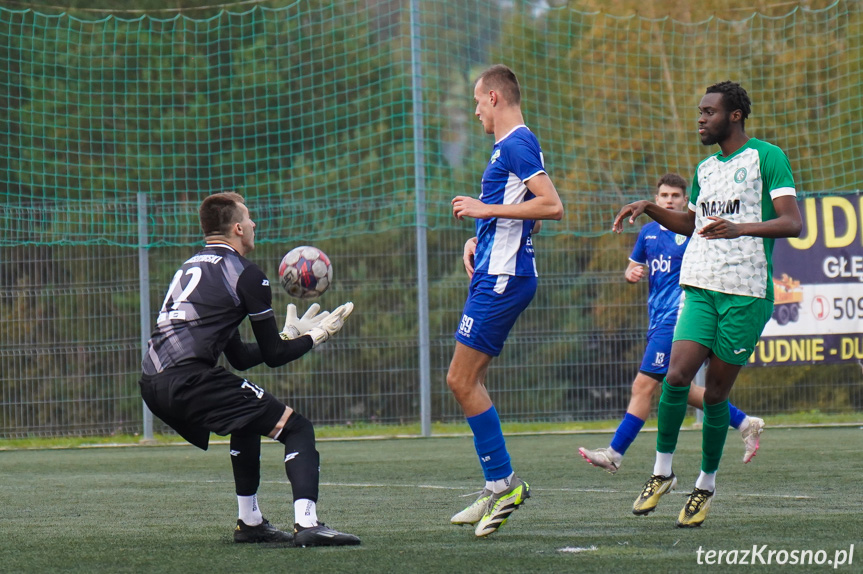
701, 400, 730, 473
656, 379, 690, 454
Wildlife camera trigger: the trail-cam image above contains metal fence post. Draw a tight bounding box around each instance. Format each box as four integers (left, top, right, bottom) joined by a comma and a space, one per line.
410, 0, 431, 437
138, 192, 154, 441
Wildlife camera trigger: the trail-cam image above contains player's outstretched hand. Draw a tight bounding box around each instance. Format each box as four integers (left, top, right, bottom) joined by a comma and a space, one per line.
306, 302, 354, 347
612, 200, 651, 233
280, 303, 329, 340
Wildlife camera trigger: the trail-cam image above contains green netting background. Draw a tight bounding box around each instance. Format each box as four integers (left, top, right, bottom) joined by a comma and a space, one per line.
2, 0, 860, 246
2, 0, 862, 437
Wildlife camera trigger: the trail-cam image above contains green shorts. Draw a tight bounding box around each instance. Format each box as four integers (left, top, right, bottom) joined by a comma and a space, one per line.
673, 286, 773, 366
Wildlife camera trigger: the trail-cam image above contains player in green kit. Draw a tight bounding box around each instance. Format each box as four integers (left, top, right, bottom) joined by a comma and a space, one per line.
612, 81, 802, 527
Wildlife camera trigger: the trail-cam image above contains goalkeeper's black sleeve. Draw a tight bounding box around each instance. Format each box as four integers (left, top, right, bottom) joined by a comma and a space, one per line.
250, 316, 314, 368
223, 329, 263, 370
223, 324, 312, 370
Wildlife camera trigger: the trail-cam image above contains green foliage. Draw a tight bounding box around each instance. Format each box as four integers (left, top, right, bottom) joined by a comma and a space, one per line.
2, 2, 863, 435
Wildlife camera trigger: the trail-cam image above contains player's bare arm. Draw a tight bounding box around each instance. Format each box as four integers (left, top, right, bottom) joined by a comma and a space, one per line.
463, 236, 478, 279
624, 260, 645, 283
613, 200, 695, 236
698, 195, 802, 240
451, 173, 563, 222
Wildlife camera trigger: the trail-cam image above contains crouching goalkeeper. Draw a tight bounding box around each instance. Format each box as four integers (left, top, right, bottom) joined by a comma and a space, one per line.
139, 191, 359, 547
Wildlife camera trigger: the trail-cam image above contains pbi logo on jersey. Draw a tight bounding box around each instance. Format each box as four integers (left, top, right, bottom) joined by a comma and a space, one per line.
650, 254, 673, 276
490, 149, 501, 164
734, 167, 747, 183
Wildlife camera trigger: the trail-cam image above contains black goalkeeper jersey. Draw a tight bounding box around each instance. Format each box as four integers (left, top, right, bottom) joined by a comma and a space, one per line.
142, 243, 275, 375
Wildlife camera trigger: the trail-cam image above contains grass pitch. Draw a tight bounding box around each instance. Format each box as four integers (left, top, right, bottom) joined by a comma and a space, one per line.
2, 427, 861, 573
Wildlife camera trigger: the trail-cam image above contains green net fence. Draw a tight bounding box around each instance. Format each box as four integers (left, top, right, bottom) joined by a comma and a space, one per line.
3, 1, 861, 246
1, 0, 862, 437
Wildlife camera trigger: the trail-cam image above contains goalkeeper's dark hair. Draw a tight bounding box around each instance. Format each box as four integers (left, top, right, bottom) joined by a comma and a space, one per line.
706, 81, 751, 126
656, 173, 688, 196
477, 64, 521, 106
200, 192, 245, 237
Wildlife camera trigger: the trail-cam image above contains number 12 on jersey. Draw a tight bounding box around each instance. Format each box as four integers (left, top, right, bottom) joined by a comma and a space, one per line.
157, 267, 202, 324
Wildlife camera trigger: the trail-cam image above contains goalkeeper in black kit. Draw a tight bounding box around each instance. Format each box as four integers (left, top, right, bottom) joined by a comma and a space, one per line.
139, 191, 360, 547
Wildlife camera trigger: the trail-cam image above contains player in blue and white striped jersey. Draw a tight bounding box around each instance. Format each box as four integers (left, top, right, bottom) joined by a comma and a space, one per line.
448, 65, 563, 538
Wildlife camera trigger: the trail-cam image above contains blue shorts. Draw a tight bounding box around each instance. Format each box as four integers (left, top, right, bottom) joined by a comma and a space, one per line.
454, 273, 537, 357
639, 323, 674, 379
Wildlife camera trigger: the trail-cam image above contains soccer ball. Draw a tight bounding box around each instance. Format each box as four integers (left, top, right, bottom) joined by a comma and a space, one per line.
278, 246, 333, 299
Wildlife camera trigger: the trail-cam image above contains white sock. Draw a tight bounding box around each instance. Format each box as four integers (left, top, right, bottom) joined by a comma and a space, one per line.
653, 452, 674, 477
237, 494, 262, 526
484, 481, 494, 492
738, 417, 750, 433
607, 446, 623, 462
695, 471, 716, 492
294, 498, 318, 528
491, 472, 515, 494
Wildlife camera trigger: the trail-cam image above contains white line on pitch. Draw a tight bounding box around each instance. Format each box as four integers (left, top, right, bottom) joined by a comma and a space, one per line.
185, 480, 813, 499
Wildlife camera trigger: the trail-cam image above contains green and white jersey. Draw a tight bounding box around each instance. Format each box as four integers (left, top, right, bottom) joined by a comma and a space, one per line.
680, 138, 796, 300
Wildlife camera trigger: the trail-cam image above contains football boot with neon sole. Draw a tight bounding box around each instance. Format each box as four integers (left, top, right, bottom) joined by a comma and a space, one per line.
474, 475, 531, 537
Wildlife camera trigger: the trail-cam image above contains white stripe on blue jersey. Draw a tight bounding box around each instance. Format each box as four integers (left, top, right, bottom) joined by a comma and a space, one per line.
473, 125, 546, 277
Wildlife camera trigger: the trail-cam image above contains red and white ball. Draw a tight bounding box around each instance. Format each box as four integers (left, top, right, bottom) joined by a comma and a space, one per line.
278, 246, 333, 299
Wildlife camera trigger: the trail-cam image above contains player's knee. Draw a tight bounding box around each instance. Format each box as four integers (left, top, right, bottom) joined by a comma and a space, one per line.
446, 370, 465, 395
631, 376, 658, 400
702, 387, 731, 404
665, 367, 690, 387
276, 411, 316, 446
446, 372, 479, 405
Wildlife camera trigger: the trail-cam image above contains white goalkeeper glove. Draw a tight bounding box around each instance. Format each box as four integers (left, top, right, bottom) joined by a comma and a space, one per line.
280, 303, 330, 340
306, 302, 354, 348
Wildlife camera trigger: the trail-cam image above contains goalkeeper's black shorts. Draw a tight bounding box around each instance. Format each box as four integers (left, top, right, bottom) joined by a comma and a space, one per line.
139, 363, 286, 450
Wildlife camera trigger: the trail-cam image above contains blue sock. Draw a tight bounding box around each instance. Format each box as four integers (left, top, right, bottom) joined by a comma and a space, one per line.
609, 413, 645, 455
728, 403, 747, 429
466, 406, 512, 481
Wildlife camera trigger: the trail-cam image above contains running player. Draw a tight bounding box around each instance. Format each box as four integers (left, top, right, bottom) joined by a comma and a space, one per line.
613, 81, 802, 527
139, 192, 360, 546
578, 173, 764, 474
448, 64, 564, 537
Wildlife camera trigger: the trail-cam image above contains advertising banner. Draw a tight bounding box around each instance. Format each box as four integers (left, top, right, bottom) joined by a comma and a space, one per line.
751, 193, 863, 366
